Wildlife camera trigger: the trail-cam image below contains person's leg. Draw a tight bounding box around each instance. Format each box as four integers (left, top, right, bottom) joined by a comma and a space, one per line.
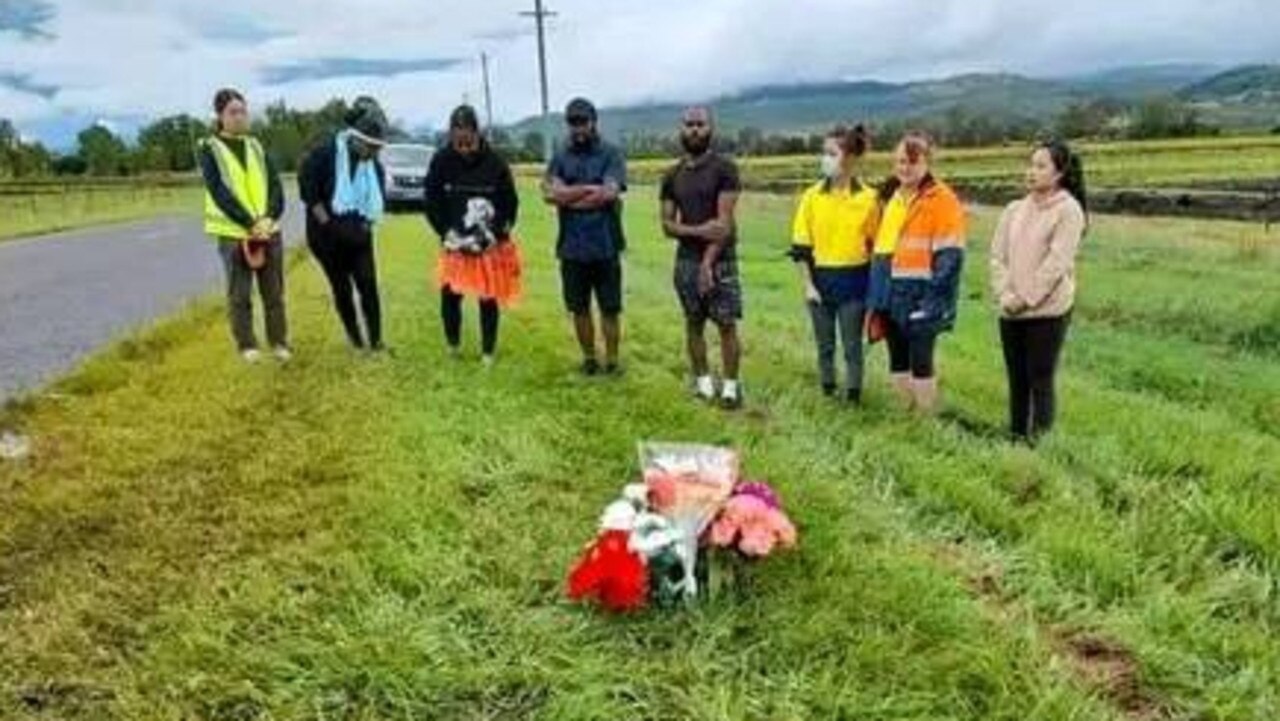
837, 300, 867, 402
808, 301, 838, 394
441, 286, 464, 350
350, 234, 383, 349
885, 319, 915, 409
311, 233, 363, 347
1000, 319, 1032, 439
598, 259, 624, 371
257, 240, 289, 351
561, 261, 598, 371
713, 261, 744, 395
909, 331, 940, 415
1027, 314, 1071, 438
479, 298, 500, 358
217, 241, 258, 352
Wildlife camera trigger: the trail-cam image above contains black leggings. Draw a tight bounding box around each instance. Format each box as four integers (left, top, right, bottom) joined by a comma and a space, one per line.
1000, 314, 1071, 440
885, 318, 937, 379
309, 223, 381, 348
441, 287, 500, 355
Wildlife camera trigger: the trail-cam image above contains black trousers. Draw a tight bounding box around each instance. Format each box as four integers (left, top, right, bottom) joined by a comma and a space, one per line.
1000, 314, 1071, 440
884, 318, 937, 379
309, 220, 381, 348
441, 287, 500, 355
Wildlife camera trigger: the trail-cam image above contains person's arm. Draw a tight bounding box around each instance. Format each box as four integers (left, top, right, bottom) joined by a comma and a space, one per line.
920, 193, 968, 324
298, 146, 332, 225
1024, 202, 1085, 309
495, 158, 519, 234
265, 151, 285, 223
787, 191, 821, 303
989, 204, 1021, 313
699, 189, 740, 268
199, 143, 256, 232
423, 154, 451, 238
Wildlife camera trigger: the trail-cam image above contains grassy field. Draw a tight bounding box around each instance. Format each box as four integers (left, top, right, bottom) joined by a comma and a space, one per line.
516, 135, 1280, 195
0, 182, 202, 241
1, 187, 1278, 720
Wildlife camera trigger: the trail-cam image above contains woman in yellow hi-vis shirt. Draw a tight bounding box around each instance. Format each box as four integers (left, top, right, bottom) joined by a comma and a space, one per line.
199, 88, 289, 363
789, 125, 880, 404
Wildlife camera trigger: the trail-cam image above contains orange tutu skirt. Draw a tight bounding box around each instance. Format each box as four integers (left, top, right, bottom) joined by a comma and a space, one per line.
436, 239, 523, 308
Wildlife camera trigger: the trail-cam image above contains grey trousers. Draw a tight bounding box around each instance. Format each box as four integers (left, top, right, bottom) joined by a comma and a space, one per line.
808, 298, 866, 391
217, 240, 288, 351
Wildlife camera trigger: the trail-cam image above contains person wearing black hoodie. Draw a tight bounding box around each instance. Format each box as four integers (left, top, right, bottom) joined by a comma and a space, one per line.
298, 97, 389, 351
424, 105, 521, 366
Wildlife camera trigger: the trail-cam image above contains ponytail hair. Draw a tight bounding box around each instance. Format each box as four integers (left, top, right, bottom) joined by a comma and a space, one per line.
1039, 138, 1087, 215
212, 88, 245, 134
828, 122, 871, 158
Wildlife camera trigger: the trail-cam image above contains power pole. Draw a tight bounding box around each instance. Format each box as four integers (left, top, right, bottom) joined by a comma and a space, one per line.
519, 0, 556, 162
481, 52, 494, 133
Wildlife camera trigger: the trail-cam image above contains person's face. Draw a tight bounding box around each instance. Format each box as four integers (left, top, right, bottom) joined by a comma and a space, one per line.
568, 115, 596, 147
1027, 147, 1061, 194
680, 109, 713, 155
822, 137, 847, 176
219, 98, 249, 135
894, 142, 929, 188
452, 127, 480, 156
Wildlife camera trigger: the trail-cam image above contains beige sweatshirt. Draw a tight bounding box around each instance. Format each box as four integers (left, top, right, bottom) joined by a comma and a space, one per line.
990, 190, 1085, 319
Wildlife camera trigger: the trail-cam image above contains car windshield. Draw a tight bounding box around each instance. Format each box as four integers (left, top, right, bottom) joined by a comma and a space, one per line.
383, 146, 431, 166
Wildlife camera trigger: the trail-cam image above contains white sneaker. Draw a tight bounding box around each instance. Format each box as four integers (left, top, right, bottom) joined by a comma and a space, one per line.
694, 375, 716, 401
273, 347, 293, 363
241, 349, 262, 364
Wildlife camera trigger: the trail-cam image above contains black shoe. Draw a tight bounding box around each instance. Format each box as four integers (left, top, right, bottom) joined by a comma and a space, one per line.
822, 384, 837, 398
603, 361, 623, 377
845, 388, 863, 405
581, 358, 601, 376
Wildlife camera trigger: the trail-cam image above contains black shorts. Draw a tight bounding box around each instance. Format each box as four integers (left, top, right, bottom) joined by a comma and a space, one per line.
560, 258, 623, 315
885, 318, 937, 379
674, 257, 743, 326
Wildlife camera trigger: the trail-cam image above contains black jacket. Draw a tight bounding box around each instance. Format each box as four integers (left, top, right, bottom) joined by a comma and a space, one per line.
198, 136, 285, 231
423, 142, 518, 240
298, 132, 387, 232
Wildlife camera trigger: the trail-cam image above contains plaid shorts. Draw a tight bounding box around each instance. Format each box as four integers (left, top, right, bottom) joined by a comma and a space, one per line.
674, 257, 743, 326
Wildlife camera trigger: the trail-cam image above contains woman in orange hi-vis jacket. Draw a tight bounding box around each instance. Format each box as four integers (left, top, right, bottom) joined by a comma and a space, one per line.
866, 132, 968, 414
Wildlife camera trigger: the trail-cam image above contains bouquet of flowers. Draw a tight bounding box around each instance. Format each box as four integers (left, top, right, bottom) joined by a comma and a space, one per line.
566, 443, 797, 613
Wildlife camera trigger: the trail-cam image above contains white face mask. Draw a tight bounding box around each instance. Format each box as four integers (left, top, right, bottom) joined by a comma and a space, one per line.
821, 152, 843, 179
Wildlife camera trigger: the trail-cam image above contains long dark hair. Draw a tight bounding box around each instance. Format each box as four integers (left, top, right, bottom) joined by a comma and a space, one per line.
1039, 138, 1087, 214
212, 88, 245, 133
823, 123, 871, 192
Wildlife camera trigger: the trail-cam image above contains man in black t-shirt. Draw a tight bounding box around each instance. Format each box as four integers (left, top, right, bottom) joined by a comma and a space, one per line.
659, 106, 744, 410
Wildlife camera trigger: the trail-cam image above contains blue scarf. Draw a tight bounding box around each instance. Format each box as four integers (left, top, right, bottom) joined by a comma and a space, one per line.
331, 130, 384, 223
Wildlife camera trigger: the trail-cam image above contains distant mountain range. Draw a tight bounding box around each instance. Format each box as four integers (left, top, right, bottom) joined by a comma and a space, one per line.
509, 64, 1280, 138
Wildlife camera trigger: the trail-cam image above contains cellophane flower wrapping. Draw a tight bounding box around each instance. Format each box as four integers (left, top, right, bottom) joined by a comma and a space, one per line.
638, 442, 739, 598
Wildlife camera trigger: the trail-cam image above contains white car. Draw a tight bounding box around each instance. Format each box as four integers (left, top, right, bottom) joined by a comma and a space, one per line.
382, 143, 433, 209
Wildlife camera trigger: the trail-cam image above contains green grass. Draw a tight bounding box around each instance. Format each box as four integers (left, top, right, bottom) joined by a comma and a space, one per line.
1, 186, 1278, 720
0, 183, 202, 241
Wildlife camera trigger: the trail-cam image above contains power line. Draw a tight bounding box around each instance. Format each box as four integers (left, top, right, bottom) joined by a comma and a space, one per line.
519, 0, 556, 162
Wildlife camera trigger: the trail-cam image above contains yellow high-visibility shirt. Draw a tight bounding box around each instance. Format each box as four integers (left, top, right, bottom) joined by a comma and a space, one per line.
791, 180, 879, 267
874, 190, 911, 255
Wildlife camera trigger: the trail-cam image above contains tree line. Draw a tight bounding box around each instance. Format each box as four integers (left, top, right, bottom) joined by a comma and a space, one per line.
0, 94, 1265, 181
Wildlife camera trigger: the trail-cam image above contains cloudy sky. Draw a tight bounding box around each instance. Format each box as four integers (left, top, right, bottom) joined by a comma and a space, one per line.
2, 0, 1278, 146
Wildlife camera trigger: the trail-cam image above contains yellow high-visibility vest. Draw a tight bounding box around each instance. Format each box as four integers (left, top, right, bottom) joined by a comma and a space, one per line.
203, 135, 268, 240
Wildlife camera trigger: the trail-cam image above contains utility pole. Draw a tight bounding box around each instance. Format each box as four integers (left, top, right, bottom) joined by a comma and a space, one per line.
481, 52, 494, 133
519, 0, 556, 162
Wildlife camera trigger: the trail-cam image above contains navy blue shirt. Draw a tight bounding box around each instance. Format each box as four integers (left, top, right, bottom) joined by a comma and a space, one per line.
547, 140, 627, 262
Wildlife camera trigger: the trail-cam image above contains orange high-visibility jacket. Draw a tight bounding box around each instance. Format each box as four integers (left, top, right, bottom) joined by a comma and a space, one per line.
870, 177, 968, 334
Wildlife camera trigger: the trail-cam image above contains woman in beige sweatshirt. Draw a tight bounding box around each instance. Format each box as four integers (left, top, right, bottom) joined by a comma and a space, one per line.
990, 140, 1087, 442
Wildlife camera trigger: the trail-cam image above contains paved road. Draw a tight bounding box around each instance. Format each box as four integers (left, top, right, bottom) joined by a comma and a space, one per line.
0, 211, 304, 403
